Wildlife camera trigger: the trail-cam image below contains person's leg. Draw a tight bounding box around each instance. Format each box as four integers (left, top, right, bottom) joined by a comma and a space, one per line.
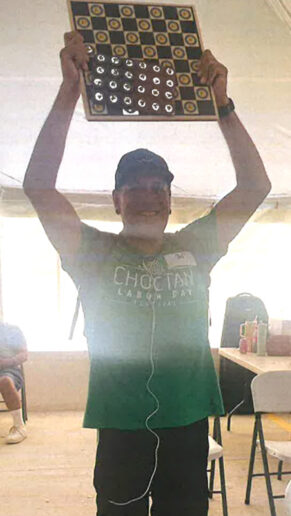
150, 418, 209, 516
0, 373, 27, 444
93, 427, 155, 516
0, 375, 21, 409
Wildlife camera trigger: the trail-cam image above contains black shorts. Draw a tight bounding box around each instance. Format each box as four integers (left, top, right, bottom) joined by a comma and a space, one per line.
0, 367, 23, 391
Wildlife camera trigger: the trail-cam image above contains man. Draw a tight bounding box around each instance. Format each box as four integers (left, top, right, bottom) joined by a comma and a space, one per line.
23, 31, 271, 515
0, 322, 28, 444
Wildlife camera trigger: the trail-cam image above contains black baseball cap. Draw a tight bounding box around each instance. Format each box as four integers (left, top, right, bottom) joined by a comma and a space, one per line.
115, 148, 174, 189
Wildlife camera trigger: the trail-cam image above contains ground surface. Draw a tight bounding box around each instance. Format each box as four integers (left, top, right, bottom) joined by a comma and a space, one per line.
0, 412, 290, 515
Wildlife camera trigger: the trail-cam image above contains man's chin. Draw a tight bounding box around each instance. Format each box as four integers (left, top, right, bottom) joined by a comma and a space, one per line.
124, 221, 165, 239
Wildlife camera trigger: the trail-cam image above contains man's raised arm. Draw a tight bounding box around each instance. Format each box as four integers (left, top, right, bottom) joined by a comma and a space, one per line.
23, 32, 89, 257
198, 50, 272, 251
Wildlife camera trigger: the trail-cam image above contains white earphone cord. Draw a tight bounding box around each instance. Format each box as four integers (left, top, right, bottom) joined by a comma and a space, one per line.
109, 293, 160, 506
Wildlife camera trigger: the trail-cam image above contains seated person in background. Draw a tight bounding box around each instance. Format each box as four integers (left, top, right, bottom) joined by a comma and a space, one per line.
0, 322, 28, 444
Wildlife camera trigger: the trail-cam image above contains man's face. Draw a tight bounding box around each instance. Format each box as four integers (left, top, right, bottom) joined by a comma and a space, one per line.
113, 174, 171, 239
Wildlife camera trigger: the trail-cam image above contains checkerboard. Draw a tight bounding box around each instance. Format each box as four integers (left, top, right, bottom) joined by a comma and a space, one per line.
67, 1, 218, 120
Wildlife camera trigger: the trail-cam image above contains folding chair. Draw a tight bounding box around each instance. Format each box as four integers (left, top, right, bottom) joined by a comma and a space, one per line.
245, 371, 291, 516
20, 364, 28, 422
208, 416, 228, 516
0, 364, 28, 422
286, 481, 291, 516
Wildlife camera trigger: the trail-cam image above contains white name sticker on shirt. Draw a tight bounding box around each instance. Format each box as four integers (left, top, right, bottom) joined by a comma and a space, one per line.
164, 251, 197, 269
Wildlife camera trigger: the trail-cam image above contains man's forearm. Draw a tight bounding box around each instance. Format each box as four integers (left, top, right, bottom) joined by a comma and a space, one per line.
23, 83, 79, 192
0, 351, 28, 369
219, 111, 271, 192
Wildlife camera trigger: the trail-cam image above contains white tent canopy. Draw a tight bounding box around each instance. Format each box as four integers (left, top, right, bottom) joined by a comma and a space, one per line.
1, 0, 291, 200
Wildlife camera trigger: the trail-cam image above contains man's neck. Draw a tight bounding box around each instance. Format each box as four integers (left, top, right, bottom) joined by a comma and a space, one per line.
120, 232, 164, 256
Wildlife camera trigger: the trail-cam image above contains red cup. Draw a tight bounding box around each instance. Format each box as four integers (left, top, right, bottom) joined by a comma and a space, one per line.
239, 338, 248, 354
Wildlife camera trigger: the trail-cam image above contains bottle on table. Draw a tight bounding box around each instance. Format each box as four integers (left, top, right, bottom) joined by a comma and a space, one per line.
239, 337, 248, 354
257, 322, 268, 356
240, 318, 258, 352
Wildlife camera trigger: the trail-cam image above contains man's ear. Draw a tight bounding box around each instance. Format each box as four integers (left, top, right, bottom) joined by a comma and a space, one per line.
112, 189, 121, 215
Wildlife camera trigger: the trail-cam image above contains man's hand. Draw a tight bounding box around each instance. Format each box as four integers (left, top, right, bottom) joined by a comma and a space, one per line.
0, 358, 8, 370
0, 351, 27, 370
60, 31, 90, 94
198, 50, 229, 107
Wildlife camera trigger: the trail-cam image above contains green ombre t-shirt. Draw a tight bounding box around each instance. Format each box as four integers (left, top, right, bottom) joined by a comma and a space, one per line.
62, 209, 226, 429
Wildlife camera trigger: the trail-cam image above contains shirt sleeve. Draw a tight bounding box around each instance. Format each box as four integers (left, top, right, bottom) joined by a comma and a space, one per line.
60, 222, 114, 288
175, 208, 228, 272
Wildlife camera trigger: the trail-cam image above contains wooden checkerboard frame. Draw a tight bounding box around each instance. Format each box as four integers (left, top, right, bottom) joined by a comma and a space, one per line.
67, 0, 218, 121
